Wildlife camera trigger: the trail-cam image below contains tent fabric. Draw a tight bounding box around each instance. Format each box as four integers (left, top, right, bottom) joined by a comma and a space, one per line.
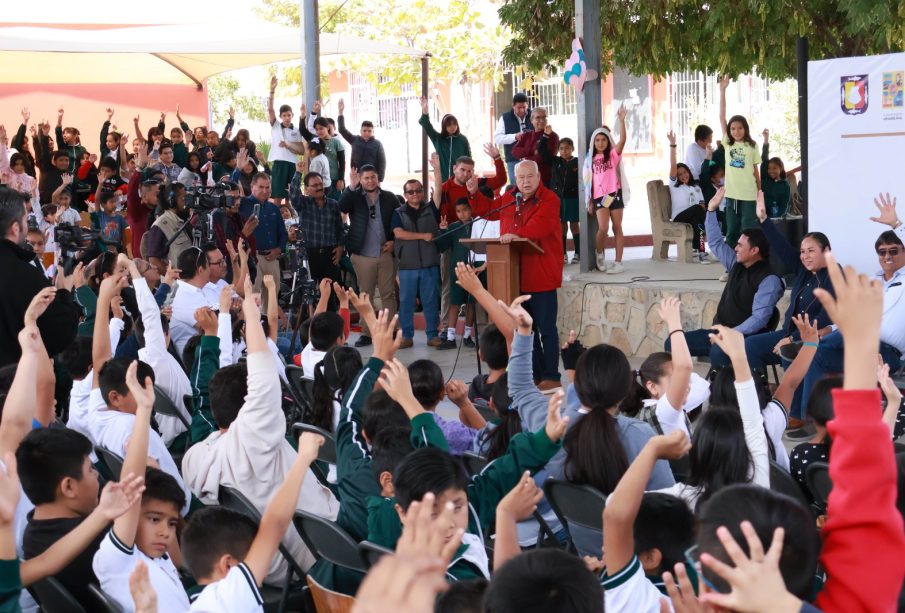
0, 22, 426, 87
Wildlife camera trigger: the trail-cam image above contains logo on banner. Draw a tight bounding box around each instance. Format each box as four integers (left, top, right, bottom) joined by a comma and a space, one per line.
840, 74, 869, 115
883, 71, 904, 109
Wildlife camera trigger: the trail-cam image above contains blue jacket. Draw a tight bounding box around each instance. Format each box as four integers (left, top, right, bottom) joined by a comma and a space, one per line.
239, 196, 287, 252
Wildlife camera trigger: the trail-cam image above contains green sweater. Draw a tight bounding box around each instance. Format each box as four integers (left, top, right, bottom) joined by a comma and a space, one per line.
75, 286, 97, 337
760, 144, 791, 218
0, 559, 21, 613
367, 425, 561, 581
433, 220, 472, 271
189, 335, 220, 444
419, 113, 471, 182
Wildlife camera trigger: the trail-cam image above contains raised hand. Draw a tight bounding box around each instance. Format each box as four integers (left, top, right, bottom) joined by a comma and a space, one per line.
656, 296, 682, 331
616, 105, 627, 121
560, 329, 586, 371
194, 307, 219, 336
378, 358, 416, 404
106, 107, 114, 120
651, 430, 692, 460
465, 176, 479, 195
371, 309, 401, 363
762, 128, 770, 144
18, 325, 42, 356
707, 325, 747, 362
870, 192, 900, 227
332, 281, 349, 309
24, 287, 56, 327
497, 471, 543, 522
312, 100, 322, 115
124, 360, 155, 411
497, 295, 533, 332
483, 142, 500, 159
337, 98, 345, 115
110, 296, 124, 320
791, 313, 818, 344
445, 380, 468, 406
454, 262, 482, 296
159, 111, 166, 123
58, 106, 64, 118
219, 284, 234, 315
708, 186, 726, 211
544, 389, 569, 442
21, 108, 30, 124
297, 431, 325, 465
0, 453, 20, 525
270, 75, 278, 93
228, 105, 235, 120
397, 492, 462, 564
429, 152, 440, 171
667, 130, 676, 146
719, 75, 731, 90
345, 288, 376, 330
129, 561, 158, 613
348, 166, 360, 189
419, 96, 429, 115
98, 472, 145, 520
299, 102, 307, 118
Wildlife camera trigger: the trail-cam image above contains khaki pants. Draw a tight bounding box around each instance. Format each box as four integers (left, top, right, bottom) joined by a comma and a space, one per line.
351, 251, 397, 337
254, 254, 282, 313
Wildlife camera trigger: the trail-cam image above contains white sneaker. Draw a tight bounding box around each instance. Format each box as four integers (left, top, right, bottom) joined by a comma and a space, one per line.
605, 261, 615, 270
719, 272, 729, 282
607, 262, 625, 274
698, 253, 711, 264
595, 251, 606, 271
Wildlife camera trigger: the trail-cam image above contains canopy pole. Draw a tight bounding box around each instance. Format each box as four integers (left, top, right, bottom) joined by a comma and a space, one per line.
797, 36, 808, 224
575, 0, 601, 273
421, 54, 430, 189
301, 0, 321, 106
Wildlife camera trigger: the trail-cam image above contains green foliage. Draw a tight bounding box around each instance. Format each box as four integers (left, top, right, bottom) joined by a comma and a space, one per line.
498, 0, 905, 80
258, 0, 508, 96
207, 75, 267, 127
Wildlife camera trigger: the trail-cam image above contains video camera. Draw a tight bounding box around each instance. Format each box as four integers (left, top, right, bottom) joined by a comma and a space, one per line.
55, 222, 101, 275
184, 183, 240, 211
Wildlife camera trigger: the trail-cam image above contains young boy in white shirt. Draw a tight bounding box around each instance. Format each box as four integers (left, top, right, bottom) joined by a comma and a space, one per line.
181, 432, 326, 612
92, 362, 190, 613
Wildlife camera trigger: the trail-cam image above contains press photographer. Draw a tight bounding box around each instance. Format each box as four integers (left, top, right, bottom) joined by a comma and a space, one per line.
0, 186, 80, 365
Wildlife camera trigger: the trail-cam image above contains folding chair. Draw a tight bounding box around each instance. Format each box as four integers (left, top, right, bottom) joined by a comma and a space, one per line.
769, 461, 812, 511
306, 574, 355, 613
290, 423, 337, 465
285, 366, 315, 417
292, 510, 367, 574
218, 487, 308, 613
461, 451, 489, 477
87, 584, 124, 613
542, 479, 606, 556
805, 461, 833, 513
472, 399, 496, 423
31, 577, 88, 613
358, 540, 394, 570
152, 385, 191, 431
94, 446, 124, 480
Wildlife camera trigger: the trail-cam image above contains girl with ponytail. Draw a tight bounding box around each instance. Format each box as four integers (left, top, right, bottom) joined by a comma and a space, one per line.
308, 346, 363, 432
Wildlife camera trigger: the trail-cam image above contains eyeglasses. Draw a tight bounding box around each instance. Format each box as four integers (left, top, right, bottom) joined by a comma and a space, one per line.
878, 247, 901, 257
208, 259, 226, 267
404, 188, 424, 195
369, 206, 376, 219
308, 184, 325, 191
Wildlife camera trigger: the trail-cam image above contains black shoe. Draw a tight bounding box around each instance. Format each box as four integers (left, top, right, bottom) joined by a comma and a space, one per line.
435, 339, 458, 350
784, 424, 816, 442
463, 336, 475, 348
354, 335, 372, 347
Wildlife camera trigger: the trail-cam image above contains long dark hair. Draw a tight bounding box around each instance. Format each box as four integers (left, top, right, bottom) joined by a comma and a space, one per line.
563, 344, 632, 494
726, 115, 756, 147
686, 408, 752, 509
674, 163, 698, 187
478, 374, 522, 461
440, 114, 461, 137
806, 376, 842, 450
709, 367, 776, 461
308, 346, 363, 431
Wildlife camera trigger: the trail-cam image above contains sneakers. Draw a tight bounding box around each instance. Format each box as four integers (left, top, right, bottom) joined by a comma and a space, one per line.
463, 336, 475, 348
399, 337, 414, 349
698, 252, 711, 264
354, 335, 372, 347
607, 262, 625, 274
784, 423, 817, 443
718, 272, 729, 282
427, 336, 444, 348
435, 339, 458, 350
595, 251, 606, 271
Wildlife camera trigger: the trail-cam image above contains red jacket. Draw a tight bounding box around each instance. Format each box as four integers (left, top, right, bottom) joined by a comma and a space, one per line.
468, 183, 563, 293
511, 130, 559, 185
816, 389, 905, 613
439, 156, 507, 224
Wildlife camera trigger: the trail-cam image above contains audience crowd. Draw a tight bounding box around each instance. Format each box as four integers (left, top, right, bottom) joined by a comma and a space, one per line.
0, 73, 901, 613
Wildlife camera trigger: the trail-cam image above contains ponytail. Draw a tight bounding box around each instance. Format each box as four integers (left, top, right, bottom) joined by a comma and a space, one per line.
620, 352, 673, 417
479, 373, 522, 461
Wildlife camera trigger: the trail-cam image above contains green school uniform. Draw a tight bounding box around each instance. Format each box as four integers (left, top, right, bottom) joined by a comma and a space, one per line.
189, 335, 220, 445
173, 121, 191, 168
433, 220, 474, 305
0, 559, 21, 613
75, 285, 97, 337
366, 426, 562, 581
760, 144, 791, 218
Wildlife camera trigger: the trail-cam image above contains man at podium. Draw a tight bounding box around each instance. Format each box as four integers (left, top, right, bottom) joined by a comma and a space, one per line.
466, 160, 564, 390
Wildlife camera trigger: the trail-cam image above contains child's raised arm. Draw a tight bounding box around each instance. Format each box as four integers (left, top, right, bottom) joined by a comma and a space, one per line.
659, 297, 693, 414
614, 106, 628, 155
719, 76, 730, 135
455, 262, 515, 346
493, 471, 543, 569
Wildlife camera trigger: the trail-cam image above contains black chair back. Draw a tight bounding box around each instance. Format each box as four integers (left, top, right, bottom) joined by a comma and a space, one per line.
152, 385, 191, 430
218, 486, 308, 581
805, 461, 833, 512
358, 540, 394, 569
285, 366, 315, 416
87, 584, 124, 613
542, 479, 606, 553
292, 510, 366, 573
461, 451, 489, 477
31, 577, 88, 613
894, 441, 905, 454
291, 423, 337, 465
95, 446, 124, 480
769, 461, 811, 509
472, 399, 496, 423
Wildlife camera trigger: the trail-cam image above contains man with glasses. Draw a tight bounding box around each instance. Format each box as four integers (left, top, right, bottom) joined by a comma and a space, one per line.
169, 244, 217, 355
338, 164, 397, 346
798, 192, 905, 414
288, 170, 344, 290
511, 107, 559, 187
202, 244, 229, 304
391, 179, 444, 348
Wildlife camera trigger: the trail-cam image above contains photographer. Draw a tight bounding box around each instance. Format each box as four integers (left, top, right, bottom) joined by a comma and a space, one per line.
0, 187, 80, 365
145, 182, 193, 275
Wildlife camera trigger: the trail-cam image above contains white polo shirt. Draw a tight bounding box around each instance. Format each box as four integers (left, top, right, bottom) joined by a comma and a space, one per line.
189, 563, 263, 612
268, 121, 303, 164
171, 280, 219, 356
93, 529, 190, 613
601, 555, 670, 613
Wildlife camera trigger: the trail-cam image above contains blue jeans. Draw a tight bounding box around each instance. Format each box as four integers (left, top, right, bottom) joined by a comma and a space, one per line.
398, 266, 440, 340
665, 329, 731, 368
744, 329, 806, 417
799, 330, 902, 417
523, 290, 560, 382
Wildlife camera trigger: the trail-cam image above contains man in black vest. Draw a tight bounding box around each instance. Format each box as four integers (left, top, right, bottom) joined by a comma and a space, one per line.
493, 92, 532, 187
391, 179, 444, 349
666, 187, 783, 367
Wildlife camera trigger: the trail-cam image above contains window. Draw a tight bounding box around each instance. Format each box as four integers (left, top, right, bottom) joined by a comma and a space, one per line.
510, 70, 577, 116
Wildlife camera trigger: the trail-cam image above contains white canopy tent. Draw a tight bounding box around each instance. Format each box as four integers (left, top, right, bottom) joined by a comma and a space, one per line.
0, 21, 426, 88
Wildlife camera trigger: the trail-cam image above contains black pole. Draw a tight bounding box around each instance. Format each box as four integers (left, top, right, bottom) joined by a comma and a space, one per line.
797, 36, 809, 225
421, 55, 430, 189
575, 0, 602, 273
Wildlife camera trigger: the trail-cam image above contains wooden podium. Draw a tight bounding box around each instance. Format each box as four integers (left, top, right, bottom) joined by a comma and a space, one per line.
460, 238, 544, 305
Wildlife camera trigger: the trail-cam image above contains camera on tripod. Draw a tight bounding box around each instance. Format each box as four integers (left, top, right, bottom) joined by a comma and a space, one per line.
54, 222, 102, 274
184, 183, 239, 211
